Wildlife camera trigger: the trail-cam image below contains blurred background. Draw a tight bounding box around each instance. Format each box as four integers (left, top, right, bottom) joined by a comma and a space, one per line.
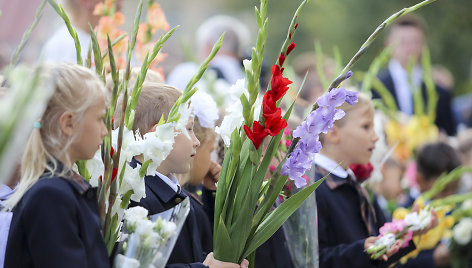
0, 0, 471, 94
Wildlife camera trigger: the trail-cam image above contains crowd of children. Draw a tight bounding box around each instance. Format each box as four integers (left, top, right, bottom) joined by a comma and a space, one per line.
1, 1, 472, 268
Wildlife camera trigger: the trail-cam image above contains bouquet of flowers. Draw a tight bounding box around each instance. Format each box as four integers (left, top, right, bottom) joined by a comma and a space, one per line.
114, 197, 190, 268
213, 0, 441, 264
449, 200, 472, 268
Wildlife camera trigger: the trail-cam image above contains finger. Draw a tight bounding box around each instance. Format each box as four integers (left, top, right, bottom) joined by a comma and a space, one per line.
382, 254, 388, 261
240, 259, 249, 268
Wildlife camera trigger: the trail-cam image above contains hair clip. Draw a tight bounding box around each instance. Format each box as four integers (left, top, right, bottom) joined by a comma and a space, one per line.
33, 122, 42, 129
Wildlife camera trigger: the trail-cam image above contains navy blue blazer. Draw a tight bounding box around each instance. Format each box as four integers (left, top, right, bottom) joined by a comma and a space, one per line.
315, 166, 415, 268
373, 68, 456, 136
5, 171, 109, 268
129, 159, 211, 268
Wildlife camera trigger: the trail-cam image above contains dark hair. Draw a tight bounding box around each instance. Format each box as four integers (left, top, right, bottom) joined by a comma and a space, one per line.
389, 14, 428, 34
416, 142, 461, 181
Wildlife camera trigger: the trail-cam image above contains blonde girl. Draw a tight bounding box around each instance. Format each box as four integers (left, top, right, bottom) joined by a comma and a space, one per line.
4, 62, 109, 268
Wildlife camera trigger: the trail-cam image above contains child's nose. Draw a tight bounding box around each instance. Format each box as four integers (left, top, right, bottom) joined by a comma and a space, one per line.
372, 131, 379, 142
193, 134, 200, 148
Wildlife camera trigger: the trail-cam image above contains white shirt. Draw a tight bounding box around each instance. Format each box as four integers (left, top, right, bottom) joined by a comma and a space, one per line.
155, 171, 180, 193
40, 25, 91, 63
314, 153, 348, 179
388, 59, 423, 115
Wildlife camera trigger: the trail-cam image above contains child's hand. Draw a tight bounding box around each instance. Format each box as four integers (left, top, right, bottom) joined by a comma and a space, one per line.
203, 252, 249, 268
203, 160, 221, 191
364, 236, 403, 261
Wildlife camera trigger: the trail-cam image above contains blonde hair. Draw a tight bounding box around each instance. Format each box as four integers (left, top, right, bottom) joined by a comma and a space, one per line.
5, 63, 105, 209
333, 92, 373, 127
115, 82, 181, 134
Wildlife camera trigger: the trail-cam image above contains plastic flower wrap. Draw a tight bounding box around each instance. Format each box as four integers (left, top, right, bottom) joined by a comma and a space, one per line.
114, 199, 189, 268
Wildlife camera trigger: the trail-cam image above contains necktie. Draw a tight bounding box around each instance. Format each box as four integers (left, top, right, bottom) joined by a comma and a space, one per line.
347, 175, 378, 236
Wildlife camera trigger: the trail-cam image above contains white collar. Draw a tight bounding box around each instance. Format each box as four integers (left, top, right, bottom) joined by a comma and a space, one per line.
0, 184, 15, 200
155, 171, 180, 193
314, 153, 349, 178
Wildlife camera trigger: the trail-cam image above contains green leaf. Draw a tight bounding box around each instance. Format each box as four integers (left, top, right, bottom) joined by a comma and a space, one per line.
214, 217, 236, 262
242, 177, 325, 258
88, 24, 104, 78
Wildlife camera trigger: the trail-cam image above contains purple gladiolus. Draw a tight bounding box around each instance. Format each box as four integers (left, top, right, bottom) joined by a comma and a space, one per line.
282, 85, 359, 188
317, 87, 346, 108
345, 90, 359, 105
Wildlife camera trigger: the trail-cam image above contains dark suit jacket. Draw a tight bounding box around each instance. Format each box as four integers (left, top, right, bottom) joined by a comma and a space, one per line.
374, 68, 456, 136
5, 171, 109, 268
315, 166, 415, 268
129, 159, 211, 268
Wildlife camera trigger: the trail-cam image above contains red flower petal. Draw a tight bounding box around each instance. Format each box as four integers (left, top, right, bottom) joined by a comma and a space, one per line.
111, 167, 118, 182
270, 65, 292, 101
244, 121, 269, 149
278, 52, 286, 66
265, 116, 287, 136
287, 42, 296, 56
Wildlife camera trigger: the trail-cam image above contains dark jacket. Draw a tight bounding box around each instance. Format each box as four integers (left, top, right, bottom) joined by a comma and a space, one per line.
373, 69, 456, 136
129, 159, 212, 268
5, 171, 109, 268
315, 165, 415, 268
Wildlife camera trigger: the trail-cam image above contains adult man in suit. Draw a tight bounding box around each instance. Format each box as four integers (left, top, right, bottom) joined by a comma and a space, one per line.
373, 15, 456, 136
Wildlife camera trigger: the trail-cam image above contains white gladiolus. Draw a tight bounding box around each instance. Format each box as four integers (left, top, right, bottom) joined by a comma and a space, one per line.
114, 254, 140, 268
374, 233, 396, 249
124, 206, 149, 230
404, 209, 432, 231
453, 217, 472, 245
127, 123, 176, 176
86, 149, 104, 187
120, 163, 146, 202
216, 79, 248, 147
174, 103, 192, 139
111, 126, 137, 168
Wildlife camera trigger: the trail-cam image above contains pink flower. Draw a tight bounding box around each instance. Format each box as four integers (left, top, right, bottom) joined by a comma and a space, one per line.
379, 219, 407, 236
147, 3, 170, 31
285, 139, 292, 147
269, 165, 276, 172
283, 128, 291, 136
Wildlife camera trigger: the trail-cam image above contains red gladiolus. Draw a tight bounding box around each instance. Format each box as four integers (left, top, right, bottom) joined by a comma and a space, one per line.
270, 65, 292, 101
244, 121, 269, 149
278, 52, 286, 66
265, 116, 287, 136
110, 146, 115, 158
111, 167, 118, 182
287, 42, 296, 55
349, 163, 374, 183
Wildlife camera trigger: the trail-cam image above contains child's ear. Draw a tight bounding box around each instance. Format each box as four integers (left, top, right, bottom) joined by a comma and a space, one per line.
148, 123, 158, 133
59, 111, 75, 137
326, 125, 341, 144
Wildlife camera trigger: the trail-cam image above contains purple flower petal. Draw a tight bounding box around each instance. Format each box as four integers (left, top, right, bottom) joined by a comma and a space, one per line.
345, 90, 359, 105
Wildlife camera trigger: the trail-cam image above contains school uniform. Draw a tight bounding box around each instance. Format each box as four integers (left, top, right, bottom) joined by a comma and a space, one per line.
314, 154, 415, 268
129, 159, 212, 268
4, 164, 109, 268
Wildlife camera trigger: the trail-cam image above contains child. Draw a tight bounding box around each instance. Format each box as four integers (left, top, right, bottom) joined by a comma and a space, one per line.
402, 141, 460, 268
120, 83, 247, 268
4, 63, 109, 267
315, 93, 418, 268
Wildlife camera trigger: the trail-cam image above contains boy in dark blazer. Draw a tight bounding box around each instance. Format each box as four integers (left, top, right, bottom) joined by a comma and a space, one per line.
120, 82, 246, 268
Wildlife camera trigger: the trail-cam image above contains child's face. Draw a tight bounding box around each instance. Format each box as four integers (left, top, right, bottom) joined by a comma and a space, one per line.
189, 131, 216, 185
337, 105, 378, 167
158, 117, 200, 176
70, 95, 108, 163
